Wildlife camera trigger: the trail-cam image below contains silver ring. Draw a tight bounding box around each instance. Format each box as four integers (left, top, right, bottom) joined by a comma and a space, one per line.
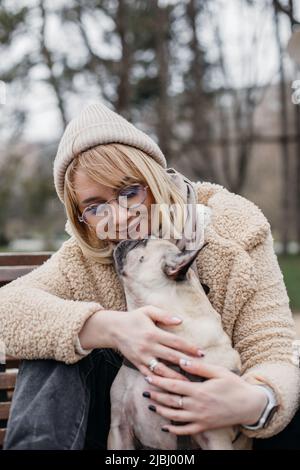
178, 396, 184, 408
148, 358, 159, 372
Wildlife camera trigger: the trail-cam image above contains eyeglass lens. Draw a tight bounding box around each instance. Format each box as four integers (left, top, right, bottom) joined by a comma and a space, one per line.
82, 184, 147, 225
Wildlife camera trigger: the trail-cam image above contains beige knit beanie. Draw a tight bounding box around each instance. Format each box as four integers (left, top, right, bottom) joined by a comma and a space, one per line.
53, 102, 167, 204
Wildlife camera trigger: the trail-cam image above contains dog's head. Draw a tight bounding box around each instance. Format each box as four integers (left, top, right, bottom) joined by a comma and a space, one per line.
113, 238, 204, 292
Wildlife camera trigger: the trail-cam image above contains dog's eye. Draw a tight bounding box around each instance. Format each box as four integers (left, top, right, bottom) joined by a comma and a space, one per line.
139, 256, 144, 262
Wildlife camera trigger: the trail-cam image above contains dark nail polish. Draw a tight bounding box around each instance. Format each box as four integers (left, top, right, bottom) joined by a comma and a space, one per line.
143, 391, 151, 398
148, 404, 156, 412
161, 427, 169, 432
197, 349, 205, 357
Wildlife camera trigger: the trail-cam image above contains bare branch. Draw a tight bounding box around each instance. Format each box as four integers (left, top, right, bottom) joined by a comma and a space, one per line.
38, 0, 68, 127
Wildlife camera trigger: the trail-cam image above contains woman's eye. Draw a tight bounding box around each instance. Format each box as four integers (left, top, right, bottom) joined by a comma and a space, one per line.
86, 205, 98, 215
120, 185, 140, 198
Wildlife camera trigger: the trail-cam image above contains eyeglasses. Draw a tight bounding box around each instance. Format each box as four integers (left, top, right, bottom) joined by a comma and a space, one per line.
78, 183, 149, 227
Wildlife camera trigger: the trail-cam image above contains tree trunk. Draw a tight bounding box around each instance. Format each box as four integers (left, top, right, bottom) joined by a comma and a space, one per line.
274, 0, 291, 254
39, 1, 67, 127
288, 0, 300, 251
186, 0, 216, 182
115, 0, 132, 118
152, 0, 172, 161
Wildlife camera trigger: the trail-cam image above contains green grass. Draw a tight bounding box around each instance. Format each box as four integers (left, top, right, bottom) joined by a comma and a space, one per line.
278, 255, 300, 312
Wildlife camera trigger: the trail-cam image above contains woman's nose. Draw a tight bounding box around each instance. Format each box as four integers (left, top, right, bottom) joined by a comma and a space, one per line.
111, 201, 129, 228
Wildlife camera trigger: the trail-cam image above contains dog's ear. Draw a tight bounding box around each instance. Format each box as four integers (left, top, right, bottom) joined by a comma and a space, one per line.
163, 245, 206, 282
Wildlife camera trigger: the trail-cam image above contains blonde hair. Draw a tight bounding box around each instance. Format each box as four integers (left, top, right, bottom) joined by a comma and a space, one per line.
64, 143, 186, 264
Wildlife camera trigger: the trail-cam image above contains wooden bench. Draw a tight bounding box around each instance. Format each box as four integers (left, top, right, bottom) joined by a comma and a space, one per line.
0, 252, 53, 449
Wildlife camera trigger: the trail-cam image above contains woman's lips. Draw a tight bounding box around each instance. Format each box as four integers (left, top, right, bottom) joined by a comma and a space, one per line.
116, 221, 141, 235
115, 222, 145, 239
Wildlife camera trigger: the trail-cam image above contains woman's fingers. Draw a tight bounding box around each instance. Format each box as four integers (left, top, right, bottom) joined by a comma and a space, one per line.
137, 362, 188, 381
144, 374, 195, 396
136, 352, 189, 380
140, 306, 204, 358
139, 363, 155, 378
145, 359, 189, 381
150, 344, 197, 375
158, 330, 205, 358
143, 389, 193, 410
179, 357, 230, 379
143, 305, 183, 325
147, 402, 194, 423
161, 422, 202, 435
122, 306, 206, 380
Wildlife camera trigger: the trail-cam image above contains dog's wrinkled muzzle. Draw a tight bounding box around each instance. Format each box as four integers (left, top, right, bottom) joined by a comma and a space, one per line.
113, 239, 148, 274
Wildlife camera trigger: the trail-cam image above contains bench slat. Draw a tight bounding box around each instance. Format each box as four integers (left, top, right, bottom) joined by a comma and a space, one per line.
0, 266, 39, 283
5, 357, 20, 369
0, 253, 52, 266
0, 403, 11, 420
0, 428, 6, 447
0, 372, 17, 390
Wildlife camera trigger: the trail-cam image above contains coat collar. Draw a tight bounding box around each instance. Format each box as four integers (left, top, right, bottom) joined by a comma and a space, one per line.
195, 181, 270, 251
192, 181, 267, 337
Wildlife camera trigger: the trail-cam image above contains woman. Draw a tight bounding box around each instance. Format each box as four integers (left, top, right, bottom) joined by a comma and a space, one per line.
0, 102, 299, 450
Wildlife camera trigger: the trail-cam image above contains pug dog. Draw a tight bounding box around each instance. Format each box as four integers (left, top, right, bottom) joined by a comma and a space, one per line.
108, 238, 243, 450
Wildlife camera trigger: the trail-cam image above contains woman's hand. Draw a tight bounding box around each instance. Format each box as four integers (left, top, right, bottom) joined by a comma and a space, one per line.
142, 359, 268, 435
112, 305, 205, 380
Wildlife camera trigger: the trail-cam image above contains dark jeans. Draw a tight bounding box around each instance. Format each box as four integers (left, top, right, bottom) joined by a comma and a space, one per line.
252, 406, 300, 450
3, 349, 300, 450
3, 349, 123, 450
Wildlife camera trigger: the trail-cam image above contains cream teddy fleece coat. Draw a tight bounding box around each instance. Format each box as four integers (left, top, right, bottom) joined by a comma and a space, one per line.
0, 182, 299, 442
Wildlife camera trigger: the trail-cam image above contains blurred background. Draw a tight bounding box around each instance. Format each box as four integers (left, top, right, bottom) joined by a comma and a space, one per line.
0, 0, 300, 327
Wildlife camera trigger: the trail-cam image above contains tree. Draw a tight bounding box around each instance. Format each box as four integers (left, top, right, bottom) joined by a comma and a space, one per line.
276, 0, 300, 250
182, 0, 217, 182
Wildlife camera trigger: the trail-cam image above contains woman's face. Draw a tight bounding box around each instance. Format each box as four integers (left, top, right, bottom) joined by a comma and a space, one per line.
74, 169, 155, 244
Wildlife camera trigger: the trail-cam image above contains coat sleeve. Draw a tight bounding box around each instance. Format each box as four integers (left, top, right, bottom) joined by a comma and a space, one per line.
232, 230, 300, 439
0, 241, 104, 364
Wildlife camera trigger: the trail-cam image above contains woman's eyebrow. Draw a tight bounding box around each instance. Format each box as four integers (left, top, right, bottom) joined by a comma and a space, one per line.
81, 196, 106, 206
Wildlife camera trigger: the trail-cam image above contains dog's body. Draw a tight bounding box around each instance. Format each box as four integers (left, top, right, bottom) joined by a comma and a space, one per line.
108, 239, 244, 450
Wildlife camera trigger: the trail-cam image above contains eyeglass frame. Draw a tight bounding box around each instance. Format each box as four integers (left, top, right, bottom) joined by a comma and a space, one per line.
77, 183, 149, 226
